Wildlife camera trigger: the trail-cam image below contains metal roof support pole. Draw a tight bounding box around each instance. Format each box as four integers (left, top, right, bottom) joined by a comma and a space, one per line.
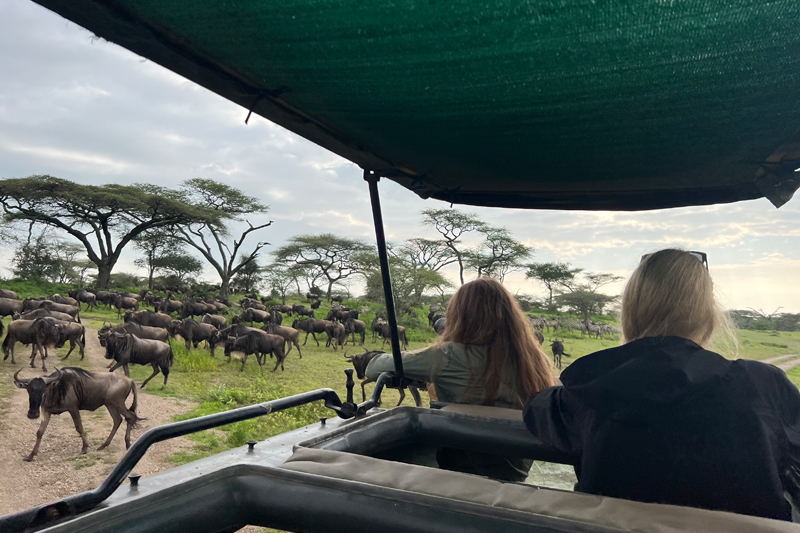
364, 170, 405, 382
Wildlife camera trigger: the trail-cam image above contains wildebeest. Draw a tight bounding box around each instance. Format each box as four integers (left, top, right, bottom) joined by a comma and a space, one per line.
433, 317, 446, 335
98, 322, 169, 346
224, 330, 287, 371
158, 298, 183, 315
210, 324, 263, 356
22, 299, 81, 322
68, 289, 97, 310
534, 330, 545, 346
343, 318, 367, 346
114, 295, 140, 318
49, 293, 78, 306
3, 319, 40, 366
14, 367, 140, 461
344, 350, 423, 406
201, 313, 227, 329
182, 299, 215, 319
124, 309, 174, 329
240, 298, 267, 311
329, 295, 345, 304
241, 307, 271, 325
169, 318, 218, 351
105, 332, 174, 389
293, 305, 315, 318
87, 289, 118, 308
371, 316, 386, 343
13, 308, 76, 323
380, 323, 409, 350
325, 321, 347, 350
271, 304, 293, 315
32, 317, 86, 366
292, 318, 333, 346
261, 323, 302, 358
271, 310, 283, 325
550, 339, 569, 370
305, 292, 319, 301
310, 300, 321, 310
326, 308, 358, 322
0, 288, 19, 300
0, 296, 23, 317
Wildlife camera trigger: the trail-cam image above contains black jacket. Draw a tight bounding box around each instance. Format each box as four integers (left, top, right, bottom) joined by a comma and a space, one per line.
523, 336, 800, 520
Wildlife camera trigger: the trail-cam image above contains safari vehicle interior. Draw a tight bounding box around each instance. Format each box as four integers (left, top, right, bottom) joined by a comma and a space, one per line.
3, 1, 800, 532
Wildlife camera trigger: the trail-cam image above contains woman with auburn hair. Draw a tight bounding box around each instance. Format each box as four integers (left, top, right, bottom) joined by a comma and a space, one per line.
366, 277, 556, 480
523, 249, 800, 520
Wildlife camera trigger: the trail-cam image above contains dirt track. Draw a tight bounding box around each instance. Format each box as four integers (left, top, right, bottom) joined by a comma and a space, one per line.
0, 326, 196, 517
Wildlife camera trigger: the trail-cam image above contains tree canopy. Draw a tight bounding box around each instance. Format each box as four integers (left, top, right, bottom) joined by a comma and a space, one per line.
420, 208, 488, 284
0, 175, 219, 288
464, 227, 531, 281
273, 234, 372, 297
526, 262, 583, 308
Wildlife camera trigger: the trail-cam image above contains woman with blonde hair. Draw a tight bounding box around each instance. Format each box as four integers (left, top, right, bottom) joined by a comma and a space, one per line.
366, 277, 556, 480
523, 249, 800, 520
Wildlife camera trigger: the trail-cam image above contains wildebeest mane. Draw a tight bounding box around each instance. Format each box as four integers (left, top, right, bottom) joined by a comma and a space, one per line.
49, 367, 92, 407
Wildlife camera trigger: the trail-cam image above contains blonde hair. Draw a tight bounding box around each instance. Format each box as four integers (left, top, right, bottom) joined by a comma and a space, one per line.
440, 277, 556, 407
622, 249, 734, 351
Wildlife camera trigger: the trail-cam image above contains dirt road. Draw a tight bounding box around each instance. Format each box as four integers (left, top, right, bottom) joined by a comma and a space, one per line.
0, 325, 196, 517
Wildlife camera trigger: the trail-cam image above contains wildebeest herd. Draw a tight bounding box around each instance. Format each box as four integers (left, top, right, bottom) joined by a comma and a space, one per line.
4, 285, 618, 462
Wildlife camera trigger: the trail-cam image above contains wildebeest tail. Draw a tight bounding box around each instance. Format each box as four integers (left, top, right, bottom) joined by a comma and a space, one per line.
128, 381, 145, 426
81, 326, 86, 345
1, 327, 10, 355
0, 319, 4, 339
76, 311, 82, 324
167, 338, 174, 367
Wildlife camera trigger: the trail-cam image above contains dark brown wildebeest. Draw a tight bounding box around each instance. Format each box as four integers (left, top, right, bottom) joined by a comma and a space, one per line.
271, 304, 293, 315
550, 339, 569, 370
380, 323, 409, 350
224, 330, 287, 371
326, 308, 358, 322
261, 323, 302, 358
433, 317, 446, 335
344, 350, 423, 406
271, 310, 283, 325
329, 295, 345, 304
241, 307, 271, 325
371, 316, 386, 343
22, 297, 49, 311
49, 294, 78, 306
158, 298, 183, 315
14, 367, 140, 461
14, 308, 77, 323
68, 289, 97, 310
0, 288, 19, 300
292, 318, 332, 346
23, 299, 81, 321
124, 309, 174, 329
534, 330, 545, 346
0, 296, 23, 317
310, 300, 321, 310
169, 318, 218, 351
325, 322, 347, 351
3, 319, 39, 366
114, 295, 139, 319
305, 292, 319, 301
182, 299, 215, 319
32, 317, 86, 365
105, 332, 173, 389
201, 313, 227, 329
240, 298, 266, 311
209, 324, 263, 356
343, 318, 366, 346
293, 305, 314, 318
87, 289, 117, 308
98, 322, 169, 346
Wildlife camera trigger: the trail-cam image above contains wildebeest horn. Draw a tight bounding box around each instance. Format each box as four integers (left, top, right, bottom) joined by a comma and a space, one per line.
42, 368, 62, 385
13, 368, 31, 387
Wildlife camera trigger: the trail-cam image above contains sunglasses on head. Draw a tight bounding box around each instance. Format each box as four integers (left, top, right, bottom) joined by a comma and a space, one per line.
640, 251, 708, 269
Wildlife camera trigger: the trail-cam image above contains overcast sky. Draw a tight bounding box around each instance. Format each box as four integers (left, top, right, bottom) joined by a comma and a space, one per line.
1, 0, 799, 312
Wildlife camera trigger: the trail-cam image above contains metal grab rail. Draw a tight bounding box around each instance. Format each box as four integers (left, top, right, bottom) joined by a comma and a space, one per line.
0, 388, 345, 533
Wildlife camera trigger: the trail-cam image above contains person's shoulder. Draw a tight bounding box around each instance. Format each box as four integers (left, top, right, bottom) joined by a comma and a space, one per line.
730, 357, 792, 386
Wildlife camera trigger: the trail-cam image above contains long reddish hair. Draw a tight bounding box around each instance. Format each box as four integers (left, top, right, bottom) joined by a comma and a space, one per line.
440, 278, 556, 407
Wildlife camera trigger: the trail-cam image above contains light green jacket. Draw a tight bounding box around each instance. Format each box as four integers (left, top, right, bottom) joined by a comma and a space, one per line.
364, 342, 520, 408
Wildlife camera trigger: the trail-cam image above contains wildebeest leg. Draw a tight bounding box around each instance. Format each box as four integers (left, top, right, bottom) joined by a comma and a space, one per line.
284, 339, 292, 356
99, 407, 122, 450
240, 353, 249, 372
141, 362, 161, 388
410, 386, 422, 407
360, 379, 374, 402
311, 332, 319, 347
294, 340, 302, 359
303, 331, 309, 346
78, 337, 85, 359
272, 352, 285, 372
63, 339, 75, 359
108, 360, 125, 374
160, 364, 170, 389
396, 388, 406, 407
69, 409, 90, 455
360, 332, 365, 346
24, 411, 52, 461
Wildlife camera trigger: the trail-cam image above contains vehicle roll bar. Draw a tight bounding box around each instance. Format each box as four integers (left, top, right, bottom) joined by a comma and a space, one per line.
0, 388, 346, 533
364, 170, 406, 384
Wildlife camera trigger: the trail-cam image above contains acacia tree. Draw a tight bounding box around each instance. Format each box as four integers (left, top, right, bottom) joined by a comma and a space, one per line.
421, 208, 488, 284
273, 234, 372, 297
264, 264, 297, 304
173, 179, 272, 298
465, 227, 531, 282
525, 262, 583, 308
152, 253, 204, 283
400, 238, 457, 271
231, 258, 263, 293
0, 176, 215, 288
134, 228, 183, 289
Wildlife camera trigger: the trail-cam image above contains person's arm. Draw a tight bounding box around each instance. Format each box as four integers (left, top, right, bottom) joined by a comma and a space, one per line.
522, 386, 584, 457
365, 346, 442, 383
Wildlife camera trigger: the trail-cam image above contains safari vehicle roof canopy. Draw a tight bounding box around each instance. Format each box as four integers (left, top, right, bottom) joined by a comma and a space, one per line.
32, 0, 800, 210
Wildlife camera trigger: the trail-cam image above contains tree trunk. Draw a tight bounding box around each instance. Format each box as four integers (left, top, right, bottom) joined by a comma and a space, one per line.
219, 276, 230, 299
148, 266, 155, 290
457, 255, 465, 285
326, 281, 334, 298
97, 264, 112, 289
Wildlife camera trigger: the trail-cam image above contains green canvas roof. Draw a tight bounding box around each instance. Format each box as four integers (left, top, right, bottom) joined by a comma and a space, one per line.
32, 0, 800, 210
